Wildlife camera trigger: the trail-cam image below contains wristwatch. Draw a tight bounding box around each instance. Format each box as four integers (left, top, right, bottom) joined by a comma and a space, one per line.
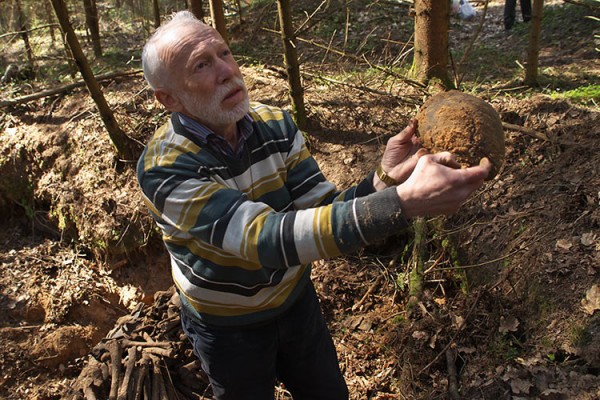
376, 165, 399, 186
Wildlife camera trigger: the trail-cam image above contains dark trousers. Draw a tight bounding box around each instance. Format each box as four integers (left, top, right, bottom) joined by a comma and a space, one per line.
181, 282, 349, 400
504, 0, 532, 29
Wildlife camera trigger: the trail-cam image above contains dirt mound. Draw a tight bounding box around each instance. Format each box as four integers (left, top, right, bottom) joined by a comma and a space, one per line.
416, 90, 505, 179
31, 325, 100, 369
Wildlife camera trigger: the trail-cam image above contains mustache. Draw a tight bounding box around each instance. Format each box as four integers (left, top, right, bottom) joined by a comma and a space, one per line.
216, 77, 246, 100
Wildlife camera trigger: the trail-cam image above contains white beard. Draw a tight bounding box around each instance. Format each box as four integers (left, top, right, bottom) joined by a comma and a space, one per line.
179, 77, 250, 127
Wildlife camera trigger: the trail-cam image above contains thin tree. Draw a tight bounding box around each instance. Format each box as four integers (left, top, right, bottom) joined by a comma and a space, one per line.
276, 0, 307, 130
51, 0, 137, 160
235, 0, 243, 24
525, 0, 544, 86
44, 1, 57, 43
15, 0, 34, 68
410, 0, 453, 88
406, 1, 455, 305
209, 0, 228, 43
188, 0, 204, 21
153, 0, 161, 28
82, 0, 102, 57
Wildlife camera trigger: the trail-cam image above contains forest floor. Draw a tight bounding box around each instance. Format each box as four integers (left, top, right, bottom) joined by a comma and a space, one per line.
1, 0, 599, 399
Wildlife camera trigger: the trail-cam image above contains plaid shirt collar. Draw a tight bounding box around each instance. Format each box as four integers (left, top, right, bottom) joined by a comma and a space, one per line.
177, 112, 254, 158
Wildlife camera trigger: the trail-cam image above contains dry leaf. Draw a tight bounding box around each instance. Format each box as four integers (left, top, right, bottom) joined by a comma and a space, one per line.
580, 232, 596, 247
581, 285, 600, 315
434, 297, 446, 305
452, 314, 465, 329
555, 239, 572, 250
499, 315, 520, 333
457, 346, 476, 354
412, 330, 429, 341
509, 377, 533, 394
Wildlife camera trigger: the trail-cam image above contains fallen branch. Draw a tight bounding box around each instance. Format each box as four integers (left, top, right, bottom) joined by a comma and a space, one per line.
502, 121, 550, 142
563, 0, 600, 10
83, 386, 98, 400
0, 23, 59, 39
352, 275, 384, 311
303, 71, 421, 105
0, 70, 143, 108
132, 358, 149, 400
262, 27, 427, 91
117, 346, 137, 400
107, 340, 123, 400
446, 347, 460, 400
72, 287, 210, 399
142, 347, 175, 358
121, 340, 172, 349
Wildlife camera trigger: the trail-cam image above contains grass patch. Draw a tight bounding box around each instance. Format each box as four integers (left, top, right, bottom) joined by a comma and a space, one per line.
550, 84, 600, 106
454, 42, 525, 85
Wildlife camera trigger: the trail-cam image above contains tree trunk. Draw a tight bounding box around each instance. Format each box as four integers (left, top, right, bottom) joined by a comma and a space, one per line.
410, 0, 453, 88
407, 217, 426, 312
15, 0, 34, 67
276, 0, 307, 130
188, 0, 204, 21
152, 0, 161, 28
524, 0, 544, 86
235, 0, 243, 24
45, 1, 57, 43
209, 0, 228, 43
51, 0, 137, 161
82, 0, 102, 57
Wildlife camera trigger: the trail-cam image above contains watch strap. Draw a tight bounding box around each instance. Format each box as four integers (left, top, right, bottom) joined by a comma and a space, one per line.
376, 164, 399, 186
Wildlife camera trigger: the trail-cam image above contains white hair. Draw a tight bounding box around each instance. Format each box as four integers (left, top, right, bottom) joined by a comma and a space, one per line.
142, 11, 209, 90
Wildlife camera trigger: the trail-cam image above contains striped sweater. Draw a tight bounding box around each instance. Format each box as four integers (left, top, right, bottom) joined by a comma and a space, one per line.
137, 102, 409, 326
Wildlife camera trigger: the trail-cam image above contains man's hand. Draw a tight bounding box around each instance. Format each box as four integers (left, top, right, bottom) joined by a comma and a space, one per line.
374, 119, 426, 191
396, 153, 491, 218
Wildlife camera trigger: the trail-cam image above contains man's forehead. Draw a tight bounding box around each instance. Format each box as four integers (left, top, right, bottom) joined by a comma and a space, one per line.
165, 23, 216, 41
159, 25, 223, 59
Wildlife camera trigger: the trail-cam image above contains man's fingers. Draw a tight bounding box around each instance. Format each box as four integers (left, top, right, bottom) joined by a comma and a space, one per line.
390, 119, 418, 145
430, 152, 461, 169
479, 157, 491, 170
464, 157, 491, 182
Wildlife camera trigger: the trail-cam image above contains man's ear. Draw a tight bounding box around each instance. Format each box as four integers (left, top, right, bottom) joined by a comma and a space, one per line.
155, 89, 183, 113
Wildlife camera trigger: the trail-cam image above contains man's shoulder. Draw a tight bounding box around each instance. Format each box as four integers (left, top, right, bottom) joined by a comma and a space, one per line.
138, 116, 204, 171
248, 102, 298, 139
248, 102, 288, 123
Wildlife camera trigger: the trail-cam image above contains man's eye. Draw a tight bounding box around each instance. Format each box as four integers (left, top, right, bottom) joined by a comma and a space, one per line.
222, 49, 231, 57
196, 62, 207, 70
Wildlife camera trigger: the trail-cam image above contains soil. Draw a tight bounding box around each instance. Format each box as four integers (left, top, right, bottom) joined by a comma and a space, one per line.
1, 1, 599, 399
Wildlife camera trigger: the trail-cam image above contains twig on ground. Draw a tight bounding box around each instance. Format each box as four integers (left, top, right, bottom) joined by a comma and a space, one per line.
418, 289, 484, 375
352, 275, 384, 311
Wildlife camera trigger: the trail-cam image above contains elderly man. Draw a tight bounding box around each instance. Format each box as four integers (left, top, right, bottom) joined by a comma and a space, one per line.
137, 10, 490, 399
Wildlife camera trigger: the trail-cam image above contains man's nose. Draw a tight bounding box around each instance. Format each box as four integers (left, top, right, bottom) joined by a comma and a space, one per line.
216, 58, 235, 82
